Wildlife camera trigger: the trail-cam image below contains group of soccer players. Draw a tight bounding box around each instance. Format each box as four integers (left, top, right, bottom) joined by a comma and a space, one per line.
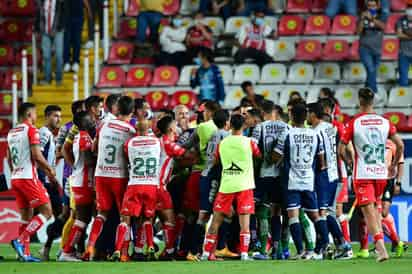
6, 87, 406, 263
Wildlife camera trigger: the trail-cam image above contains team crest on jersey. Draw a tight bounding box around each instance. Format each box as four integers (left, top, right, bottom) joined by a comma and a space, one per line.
223, 162, 243, 175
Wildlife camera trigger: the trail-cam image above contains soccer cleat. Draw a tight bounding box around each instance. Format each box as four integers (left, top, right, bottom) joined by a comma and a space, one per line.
38, 246, 50, 261
283, 249, 290, 260
395, 241, 405, 257
186, 252, 200, 262
146, 247, 156, 261
120, 255, 130, 262
301, 250, 315, 260
335, 244, 353, 260
110, 251, 121, 262
58, 252, 81, 262
215, 247, 240, 258
325, 244, 335, 260
271, 250, 285, 260
158, 251, 175, 261
130, 252, 146, 262
82, 246, 95, 261
290, 253, 305, 260
356, 249, 370, 259
22, 255, 42, 262
252, 252, 269, 260
11, 239, 24, 259
207, 254, 224, 261
311, 253, 324, 261
241, 254, 253, 261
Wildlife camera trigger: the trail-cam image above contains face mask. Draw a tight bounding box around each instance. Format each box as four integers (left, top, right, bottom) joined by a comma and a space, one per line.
172, 18, 182, 27
369, 8, 377, 17
255, 18, 264, 26
407, 8, 412, 17
194, 57, 202, 66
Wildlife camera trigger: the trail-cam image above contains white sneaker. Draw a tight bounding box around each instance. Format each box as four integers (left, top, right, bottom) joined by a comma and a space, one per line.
63, 63, 71, 72
58, 252, 81, 262
241, 253, 253, 261
302, 250, 315, 260
72, 63, 80, 73
84, 41, 94, 49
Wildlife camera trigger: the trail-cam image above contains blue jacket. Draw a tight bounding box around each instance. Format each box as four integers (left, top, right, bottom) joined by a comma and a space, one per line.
190, 64, 225, 103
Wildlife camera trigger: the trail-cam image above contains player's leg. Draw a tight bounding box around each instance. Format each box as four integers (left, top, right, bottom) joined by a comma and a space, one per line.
111, 215, 131, 262
336, 178, 351, 242
270, 178, 283, 260
201, 211, 225, 261
158, 208, 177, 260
286, 190, 305, 258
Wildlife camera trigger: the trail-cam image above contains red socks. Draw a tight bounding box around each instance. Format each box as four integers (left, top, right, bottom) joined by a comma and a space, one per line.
87, 215, 105, 248
115, 223, 129, 252
134, 225, 145, 252
373, 232, 384, 243
144, 221, 154, 249
18, 214, 46, 242
239, 231, 250, 255
203, 234, 217, 255
382, 213, 399, 244
63, 220, 86, 253
339, 216, 351, 243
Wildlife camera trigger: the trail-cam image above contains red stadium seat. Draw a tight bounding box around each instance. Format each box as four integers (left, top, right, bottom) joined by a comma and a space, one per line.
22, 20, 34, 42
311, 0, 328, 12
0, 119, 11, 136
330, 15, 357, 35
117, 18, 137, 39
286, 0, 311, 13
0, 45, 14, 66
391, 0, 407, 11
124, 67, 152, 87
0, 0, 35, 16
304, 15, 330, 35
0, 93, 13, 115
278, 15, 304, 36
151, 66, 179, 86
383, 112, 409, 132
349, 40, 360, 61
15, 45, 40, 66
123, 91, 142, 99
385, 14, 403, 34
169, 90, 198, 109
406, 115, 412, 132
3, 69, 24, 90
381, 38, 399, 60
145, 90, 169, 111
322, 40, 349, 61
1, 20, 23, 42
107, 42, 134, 65
96, 66, 125, 88
163, 0, 180, 16
295, 40, 322, 61
132, 56, 155, 65
126, 0, 140, 16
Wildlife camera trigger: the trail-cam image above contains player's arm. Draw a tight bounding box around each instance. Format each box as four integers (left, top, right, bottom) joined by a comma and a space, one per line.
316, 135, 327, 171
271, 132, 288, 165
32, 145, 56, 181
389, 132, 404, 177
6, 148, 13, 173
250, 140, 262, 159
397, 26, 411, 39
63, 141, 74, 167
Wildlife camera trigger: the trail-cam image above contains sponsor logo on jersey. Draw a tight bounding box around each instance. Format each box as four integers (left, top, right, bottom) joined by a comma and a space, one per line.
108, 122, 132, 132
223, 162, 243, 175
360, 118, 383, 126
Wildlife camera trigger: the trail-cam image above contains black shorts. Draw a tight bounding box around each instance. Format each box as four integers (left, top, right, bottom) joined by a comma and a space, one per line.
254, 177, 284, 206
382, 179, 395, 203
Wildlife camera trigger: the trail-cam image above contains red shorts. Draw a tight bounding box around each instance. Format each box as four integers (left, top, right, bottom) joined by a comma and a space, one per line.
71, 186, 94, 206
213, 189, 255, 216
183, 171, 200, 212
156, 187, 173, 211
121, 185, 157, 218
354, 179, 387, 207
336, 178, 349, 203
12, 178, 50, 209
95, 177, 128, 212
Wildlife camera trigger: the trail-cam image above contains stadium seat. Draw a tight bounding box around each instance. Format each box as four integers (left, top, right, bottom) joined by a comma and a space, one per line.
118, 18, 137, 39
295, 40, 322, 61
304, 15, 331, 35
278, 15, 304, 36
383, 112, 409, 132
406, 115, 412, 132
123, 91, 143, 99
178, 65, 197, 86
375, 86, 388, 108
330, 15, 357, 35
311, 0, 328, 12
278, 87, 306, 107
306, 86, 321, 103
322, 39, 350, 61
3, 69, 24, 90
96, 66, 125, 88
0, 93, 12, 115
272, 40, 296, 61
0, 0, 35, 16
151, 66, 179, 86
264, 16, 278, 29
203, 17, 225, 36
343, 63, 366, 83
287, 63, 314, 84
260, 64, 287, 84
335, 86, 358, 108
385, 14, 403, 34
107, 42, 134, 65
349, 40, 360, 60
15, 45, 40, 66
0, 45, 14, 66
22, 20, 34, 42
163, 0, 180, 15
169, 90, 198, 109
387, 87, 412, 109
180, 0, 200, 15
286, 0, 311, 13
0, 119, 11, 136
381, 38, 399, 60
233, 64, 260, 84
225, 17, 250, 34
255, 85, 280, 103
0, 20, 23, 42
314, 62, 341, 83
217, 65, 233, 84
145, 90, 170, 111
223, 86, 243, 109
391, 0, 407, 11
126, 0, 140, 16
125, 67, 152, 87
377, 62, 396, 83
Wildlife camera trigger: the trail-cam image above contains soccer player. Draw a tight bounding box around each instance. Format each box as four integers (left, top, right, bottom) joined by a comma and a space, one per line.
59, 112, 96, 261
111, 118, 161, 262
201, 114, 261, 261
174, 104, 191, 135
251, 100, 289, 260
84, 96, 136, 260
8, 103, 57, 262
103, 94, 121, 122
339, 88, 404, 262
272, 103, 329, 260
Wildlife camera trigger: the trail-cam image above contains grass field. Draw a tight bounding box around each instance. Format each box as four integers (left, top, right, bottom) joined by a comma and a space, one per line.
0, 243, 411, 274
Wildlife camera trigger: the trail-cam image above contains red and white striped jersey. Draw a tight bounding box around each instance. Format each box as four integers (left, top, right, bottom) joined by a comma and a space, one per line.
342, 113, 397, 180
95, 119, 136, 178
125, 135, 161, 186
71, 131, 94, 188
159, 135, 186, 187
7, 121, 40, 180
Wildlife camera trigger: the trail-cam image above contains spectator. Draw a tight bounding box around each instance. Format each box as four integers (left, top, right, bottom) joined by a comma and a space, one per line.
234, 10, 275, 67
319, 87, 341, 119
396, 4, 412, 87
186, 12, 214, 63
325, 0, 357, 18
63, 0, 90, 73
136, 0, 165, 45
237, 0, 274, 16
357, 0, 386, 93
199, 0, 233, 19
35, 0, 68, 86
85, 0, 102, 49
158, 14, 188, 70
174, 105, 191, 133
190, 48, 225, 103
240, 81, 265, 108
